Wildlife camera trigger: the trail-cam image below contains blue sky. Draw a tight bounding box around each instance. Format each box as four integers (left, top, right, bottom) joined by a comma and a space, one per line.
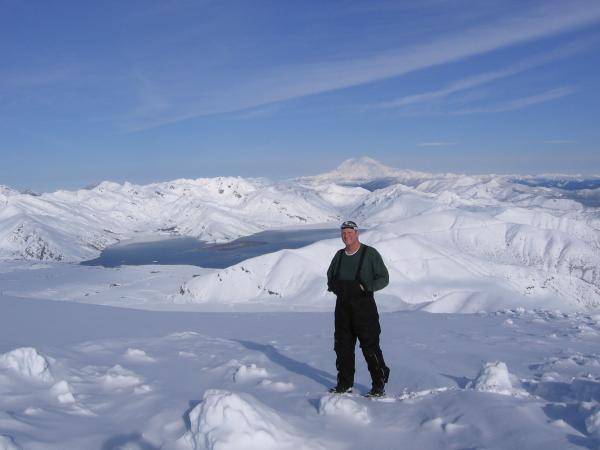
1, 0, 600, 192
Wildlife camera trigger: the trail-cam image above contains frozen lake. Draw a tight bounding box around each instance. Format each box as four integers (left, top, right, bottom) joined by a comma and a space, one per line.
82, 228, 341, 268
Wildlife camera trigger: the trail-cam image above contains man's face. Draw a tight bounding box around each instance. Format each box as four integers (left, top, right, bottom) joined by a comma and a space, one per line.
341, 228, 359, 247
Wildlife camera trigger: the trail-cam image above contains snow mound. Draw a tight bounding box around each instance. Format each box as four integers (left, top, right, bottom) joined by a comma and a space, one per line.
467, 361, 522, 396
23, 407, 43, 416
167, 331, 199, 339
102, 364, 143, 389
51, 380, 76, 404
134, 384, 152, 394
181, 389, 316, 450
0, 347, 54, 382
124, 348, 156, 363
233, 363, 269, 383
318, 394, 371, 424
420, 416, 466, 433
0, 435, 21, 450
260, 379, 295, 392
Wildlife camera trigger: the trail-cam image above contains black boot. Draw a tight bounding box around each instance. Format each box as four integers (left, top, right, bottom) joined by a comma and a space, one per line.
363, 349, 389, 388
328, 385, 353, 394
365, 385, 385, 397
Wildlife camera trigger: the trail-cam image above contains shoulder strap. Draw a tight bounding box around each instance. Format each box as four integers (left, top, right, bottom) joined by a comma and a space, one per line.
333, 249, 344, 280
354, 245, 369, 280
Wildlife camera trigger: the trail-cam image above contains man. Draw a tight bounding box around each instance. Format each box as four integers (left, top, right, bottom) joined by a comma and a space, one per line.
327, 220, 390, 397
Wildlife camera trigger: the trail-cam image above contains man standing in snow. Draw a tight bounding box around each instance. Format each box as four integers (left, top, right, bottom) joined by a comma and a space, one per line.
327, 220, 390, 397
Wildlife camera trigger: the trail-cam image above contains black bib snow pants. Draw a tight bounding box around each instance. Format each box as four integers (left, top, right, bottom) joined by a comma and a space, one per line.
331, 247, 390, 389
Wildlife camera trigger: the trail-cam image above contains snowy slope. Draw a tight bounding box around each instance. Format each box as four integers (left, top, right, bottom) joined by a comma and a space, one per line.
180, 182, 600, 313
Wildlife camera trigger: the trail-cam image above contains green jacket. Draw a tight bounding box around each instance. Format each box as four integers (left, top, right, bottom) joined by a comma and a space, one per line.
327, 244, 389, 293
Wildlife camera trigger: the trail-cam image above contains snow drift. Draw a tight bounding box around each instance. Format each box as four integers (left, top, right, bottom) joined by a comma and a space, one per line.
0, 347, 54, 383
180, 389, 323, 450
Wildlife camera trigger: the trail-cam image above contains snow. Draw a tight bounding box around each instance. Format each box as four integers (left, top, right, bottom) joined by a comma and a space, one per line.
318, 394, 371, 424
259, 379, 295, 392
124, 348, 156, 363
0, 435, 21, 450
180, 389, 320, 450
101, 364, 145, 390
50, 380, 76, 404
467, 361, 523, 396
586, 409, 600, 438
1, 159, 600, 448
298, 156, 431, 184
177, 208, 600, 312
233, 363, 269, 383
0, 296, 599, 448
2, 158, 599, 312
0, 176, 350, 262
0, 347, 54, 383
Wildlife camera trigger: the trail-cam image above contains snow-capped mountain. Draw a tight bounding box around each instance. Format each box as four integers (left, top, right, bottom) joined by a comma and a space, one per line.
177, 159, 600, 313
2, 157, 600, 313
299, 156, 423, 182
297, 156, 436, 189
0, 177, 367, 262
178, 184, 600, 313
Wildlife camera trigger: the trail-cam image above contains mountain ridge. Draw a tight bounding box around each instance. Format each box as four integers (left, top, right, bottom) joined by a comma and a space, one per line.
1, 157, 599, 313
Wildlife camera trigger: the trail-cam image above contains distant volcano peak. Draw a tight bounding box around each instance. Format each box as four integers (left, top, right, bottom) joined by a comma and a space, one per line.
334, 156, 399, 179
300, 156, 430, 184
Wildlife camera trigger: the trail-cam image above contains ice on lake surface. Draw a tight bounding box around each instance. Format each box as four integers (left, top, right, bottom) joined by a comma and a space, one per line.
81, 228, 340, 268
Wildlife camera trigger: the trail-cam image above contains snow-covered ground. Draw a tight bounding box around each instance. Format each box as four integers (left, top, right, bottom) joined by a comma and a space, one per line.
0, 261, 204, 311
2, 296, 600, 449
2, 158, 600, 448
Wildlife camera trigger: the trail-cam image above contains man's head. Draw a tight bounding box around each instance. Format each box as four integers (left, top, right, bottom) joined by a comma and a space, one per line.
341, 220, 360, 249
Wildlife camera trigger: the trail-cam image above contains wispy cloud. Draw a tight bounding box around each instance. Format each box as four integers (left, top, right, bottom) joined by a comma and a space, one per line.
127, 0, 600, 131
452, 86, 575, 114
369, 38, 594, 110
418, 141, 456, 147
